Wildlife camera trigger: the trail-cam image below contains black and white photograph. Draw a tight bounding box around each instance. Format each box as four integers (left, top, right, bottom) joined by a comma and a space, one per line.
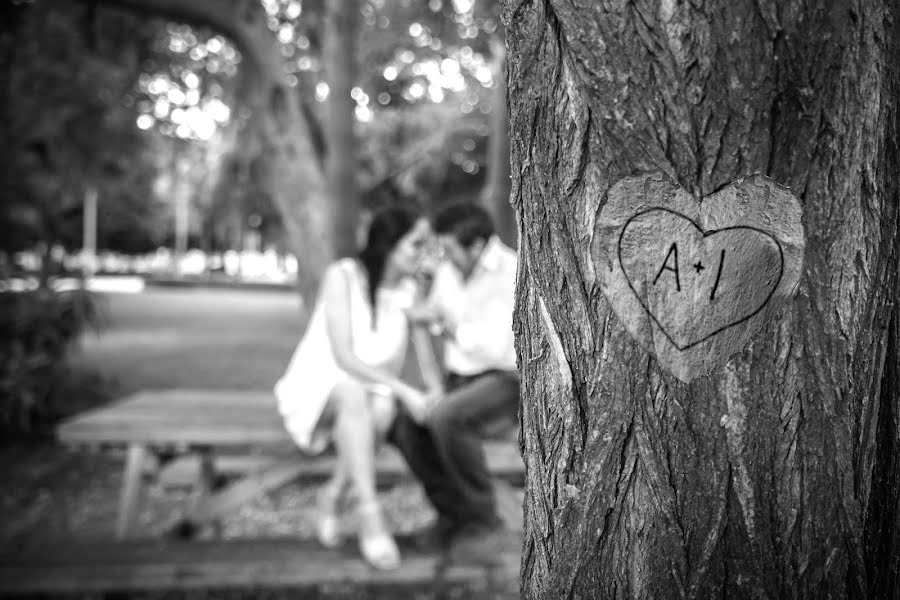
0, 0, 897, 598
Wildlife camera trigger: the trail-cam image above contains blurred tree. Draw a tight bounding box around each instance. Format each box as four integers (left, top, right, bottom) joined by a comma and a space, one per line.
323, 0, 360, 255
355, 0, 503, 204
94, 0, 508, 311
104, 0, 332, 307
132, 16, 248, 258
4, 0, 512, 308
358, 93, 485, 209
96, 132, 170, 254
0, 1, 166, 282
205, 148, 283, 253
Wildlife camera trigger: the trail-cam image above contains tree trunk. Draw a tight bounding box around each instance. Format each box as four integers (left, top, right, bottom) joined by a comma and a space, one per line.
482, 36, 516, 247
81, 185, 97, 278
501, 0, 899, 598
251, 72, 332, 308
324, 0, 360, 257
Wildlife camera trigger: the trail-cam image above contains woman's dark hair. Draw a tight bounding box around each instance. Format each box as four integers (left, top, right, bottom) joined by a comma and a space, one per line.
358, 206, 420, 325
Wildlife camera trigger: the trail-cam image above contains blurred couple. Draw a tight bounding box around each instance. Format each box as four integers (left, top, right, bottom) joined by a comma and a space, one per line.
274, 201, 518, 570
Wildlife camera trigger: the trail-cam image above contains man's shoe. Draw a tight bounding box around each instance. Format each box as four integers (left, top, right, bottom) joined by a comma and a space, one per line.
448, 520, 512, 564
410, 517, 459, 552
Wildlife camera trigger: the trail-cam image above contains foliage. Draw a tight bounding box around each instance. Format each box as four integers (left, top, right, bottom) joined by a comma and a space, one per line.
0, 289, 106, 434
130, 18, 246, 250
205, 146, 285, 252
0, 0, 508, 259
0, 1, 165, 255
359, 101, 488, 210
277, 0, 504, 189
134, 19, 240, 140
199, 0, 507, 248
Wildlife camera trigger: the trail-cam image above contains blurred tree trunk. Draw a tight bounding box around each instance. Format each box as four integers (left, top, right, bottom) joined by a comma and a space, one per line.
81, 185, 97, 278
502, 1, 899, 598
482, 36, 516, 247
324, 0, 359, 257
105, 0, 333, 313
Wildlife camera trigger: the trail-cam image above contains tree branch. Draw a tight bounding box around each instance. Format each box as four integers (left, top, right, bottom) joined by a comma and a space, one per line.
93, 0, 281, 92
360, 123, 460, 194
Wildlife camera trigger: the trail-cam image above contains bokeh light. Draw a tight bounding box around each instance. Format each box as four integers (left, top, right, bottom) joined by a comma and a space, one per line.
136, 23, 239, 141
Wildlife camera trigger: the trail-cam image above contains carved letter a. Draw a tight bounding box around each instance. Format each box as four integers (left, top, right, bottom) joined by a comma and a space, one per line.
653, 243, 681, 291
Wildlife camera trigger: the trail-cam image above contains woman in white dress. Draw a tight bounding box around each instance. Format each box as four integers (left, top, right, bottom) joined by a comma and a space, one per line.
275, 206, 435, 570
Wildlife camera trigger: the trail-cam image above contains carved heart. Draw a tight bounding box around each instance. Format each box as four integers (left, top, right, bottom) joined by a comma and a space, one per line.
618, 209, 784, 350
593, 173, 805, 382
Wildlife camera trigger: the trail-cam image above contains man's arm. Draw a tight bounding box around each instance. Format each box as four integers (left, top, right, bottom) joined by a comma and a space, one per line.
409, 269, 446, 394
405, 262, 455, 331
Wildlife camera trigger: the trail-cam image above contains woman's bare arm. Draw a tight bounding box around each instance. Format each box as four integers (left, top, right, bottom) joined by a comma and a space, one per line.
322, 264, 427, 414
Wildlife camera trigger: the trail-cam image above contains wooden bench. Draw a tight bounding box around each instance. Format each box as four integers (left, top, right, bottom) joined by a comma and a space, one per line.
0, 535, 521, 595
56, 389, 524, 540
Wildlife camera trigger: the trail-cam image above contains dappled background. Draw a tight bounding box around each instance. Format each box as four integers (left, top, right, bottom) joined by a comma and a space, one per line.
1, 0, 510, 279
1, 0, 513, 436
1, 1, 519, 596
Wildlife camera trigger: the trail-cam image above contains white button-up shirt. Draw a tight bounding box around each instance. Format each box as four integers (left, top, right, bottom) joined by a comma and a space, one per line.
428, 235, 518, 375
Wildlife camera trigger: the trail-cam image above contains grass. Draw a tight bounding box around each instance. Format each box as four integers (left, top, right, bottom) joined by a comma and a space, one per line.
71, 287, 304, 393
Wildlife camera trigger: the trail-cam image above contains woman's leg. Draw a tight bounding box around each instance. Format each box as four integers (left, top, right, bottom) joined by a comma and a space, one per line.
329, 380, 400, 569
321, 451, 348, 504
330, 380, 378, 506
316, 452, 347, 547
369, 388, 398, 443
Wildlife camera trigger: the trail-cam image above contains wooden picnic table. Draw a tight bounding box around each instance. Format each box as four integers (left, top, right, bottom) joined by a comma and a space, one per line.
57, 389, 523, 540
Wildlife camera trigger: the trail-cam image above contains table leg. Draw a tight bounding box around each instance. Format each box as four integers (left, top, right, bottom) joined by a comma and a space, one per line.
185, 460, 305, 525
196, 448, 222, 538
116, 443, 148, 539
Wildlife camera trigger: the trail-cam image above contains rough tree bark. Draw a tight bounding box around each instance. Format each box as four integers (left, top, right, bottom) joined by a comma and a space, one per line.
501, 0, 899, 598
102, 0, 335, 309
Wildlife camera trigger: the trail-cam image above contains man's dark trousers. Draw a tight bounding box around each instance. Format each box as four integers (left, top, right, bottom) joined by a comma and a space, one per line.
388, 369, 519, 530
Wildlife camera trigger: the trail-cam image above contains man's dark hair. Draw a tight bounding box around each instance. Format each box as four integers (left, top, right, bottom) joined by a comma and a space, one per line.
433, 202, 495, 249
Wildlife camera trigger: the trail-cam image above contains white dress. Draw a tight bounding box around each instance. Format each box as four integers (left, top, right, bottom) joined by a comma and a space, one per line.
275, 258, 415, 454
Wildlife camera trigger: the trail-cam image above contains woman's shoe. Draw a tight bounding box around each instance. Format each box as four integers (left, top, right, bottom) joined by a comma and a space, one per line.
357, 501, 401, 570
315, 488, 343, 549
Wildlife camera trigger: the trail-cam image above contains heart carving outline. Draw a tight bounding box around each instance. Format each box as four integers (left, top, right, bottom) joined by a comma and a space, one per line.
617, 207, 785, 351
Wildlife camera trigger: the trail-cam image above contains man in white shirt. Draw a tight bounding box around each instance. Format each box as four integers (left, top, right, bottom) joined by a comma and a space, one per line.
389, 202, 519, 553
